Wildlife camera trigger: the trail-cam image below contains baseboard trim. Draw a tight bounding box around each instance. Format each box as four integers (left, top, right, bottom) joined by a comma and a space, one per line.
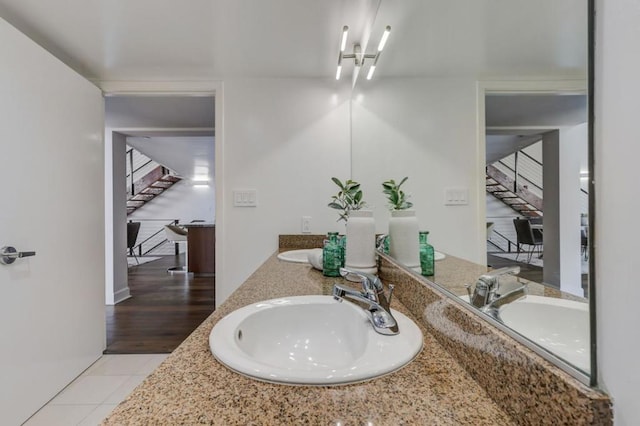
114, 287, 131, 304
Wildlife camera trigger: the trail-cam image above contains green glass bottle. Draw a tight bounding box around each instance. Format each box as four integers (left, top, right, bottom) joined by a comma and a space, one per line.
338, 235, 346, 267
323, 232, 342, 277
419, 231, 435, 276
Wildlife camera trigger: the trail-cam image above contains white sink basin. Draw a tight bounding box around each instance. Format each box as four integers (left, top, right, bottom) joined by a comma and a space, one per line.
209, 295, 423, 385
460, 294, 589, 372
499, 295, 589, 372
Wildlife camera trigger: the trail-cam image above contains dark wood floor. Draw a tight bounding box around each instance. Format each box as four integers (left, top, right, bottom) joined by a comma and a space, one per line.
105, 255, 215, 354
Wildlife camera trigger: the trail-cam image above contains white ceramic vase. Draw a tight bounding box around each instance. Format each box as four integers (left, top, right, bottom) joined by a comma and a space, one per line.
344, 210, 377, 274
388, 209, 420, 269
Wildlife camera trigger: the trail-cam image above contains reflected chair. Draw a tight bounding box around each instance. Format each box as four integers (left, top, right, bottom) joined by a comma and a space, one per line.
164, 224, 190, 275
513, 218, 543, 263
127, 222, 141, 265
581, 228, 589, 260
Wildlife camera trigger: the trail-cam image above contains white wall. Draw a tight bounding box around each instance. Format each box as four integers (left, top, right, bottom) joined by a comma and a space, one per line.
0, 17, 105, 424
542, 125, 585, 296
351, 78, 483, 264
558, 125, 585, 295
105, 131, 129, 304
596, 1, 640, 423
217, 78, 351, 304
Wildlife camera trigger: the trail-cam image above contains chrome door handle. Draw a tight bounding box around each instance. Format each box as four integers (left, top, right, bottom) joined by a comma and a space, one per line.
1, 246, 36, 265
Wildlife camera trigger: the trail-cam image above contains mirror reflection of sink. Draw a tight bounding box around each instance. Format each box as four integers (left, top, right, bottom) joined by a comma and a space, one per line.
209, 295, 423, 385
277, 249, 318, 263
461, 294, 589, 372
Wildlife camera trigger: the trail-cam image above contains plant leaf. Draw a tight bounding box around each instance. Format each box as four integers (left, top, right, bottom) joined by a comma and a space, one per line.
331, 177, 344, 190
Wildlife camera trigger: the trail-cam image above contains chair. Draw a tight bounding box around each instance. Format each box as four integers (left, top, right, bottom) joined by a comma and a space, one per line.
486, 222, 495, 240
164, 224, 189, 274
127, 222, 141, 265
513, 218, 543, 263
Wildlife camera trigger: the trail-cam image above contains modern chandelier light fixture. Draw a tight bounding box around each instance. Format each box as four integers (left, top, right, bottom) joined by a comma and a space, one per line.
336, 25, 391, 82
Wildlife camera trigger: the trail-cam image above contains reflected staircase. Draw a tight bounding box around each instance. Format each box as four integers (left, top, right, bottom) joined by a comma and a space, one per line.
486, 164, 543, 218
486, 148, 544, 254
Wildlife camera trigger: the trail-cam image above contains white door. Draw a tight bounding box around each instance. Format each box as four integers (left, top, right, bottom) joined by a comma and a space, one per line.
0, 18, 105, 424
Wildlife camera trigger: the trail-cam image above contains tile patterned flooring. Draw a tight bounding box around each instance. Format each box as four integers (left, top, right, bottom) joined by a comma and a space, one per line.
23, 354, 169, 426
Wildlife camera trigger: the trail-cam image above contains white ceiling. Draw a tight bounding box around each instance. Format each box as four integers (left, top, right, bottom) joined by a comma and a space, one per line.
485, 94, 587, 163
0, 0, 378, 81
0, 0, 587, 82
2, 0, 588, 178
127, 136, 214, 181
106, 96, 215, 180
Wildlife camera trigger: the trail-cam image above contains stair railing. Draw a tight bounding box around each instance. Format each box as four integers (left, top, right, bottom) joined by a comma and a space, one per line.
126, 147, 156, 197
495, 149, 543, 194
129, 218, 182, 256
486, 215, 519, 253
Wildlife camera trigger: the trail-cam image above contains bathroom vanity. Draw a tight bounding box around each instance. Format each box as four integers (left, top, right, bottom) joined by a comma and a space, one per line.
103, 239, 611, 425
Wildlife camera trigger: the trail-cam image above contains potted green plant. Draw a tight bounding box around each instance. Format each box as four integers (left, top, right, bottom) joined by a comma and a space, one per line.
327, 177, 376, 274
328, 177, 366, 222
382, 177, 413, 210
382, 177, 420, 269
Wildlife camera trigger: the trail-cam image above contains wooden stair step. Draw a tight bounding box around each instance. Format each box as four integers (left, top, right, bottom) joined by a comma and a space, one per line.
151, 181, 173, 189
130, 193, 155, 202
140, 187, 164, 195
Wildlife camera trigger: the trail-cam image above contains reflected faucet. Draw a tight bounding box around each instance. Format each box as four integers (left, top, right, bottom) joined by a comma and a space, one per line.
332, 267, 399, 335
376, 234, 388, 253
466, 266, 527, 319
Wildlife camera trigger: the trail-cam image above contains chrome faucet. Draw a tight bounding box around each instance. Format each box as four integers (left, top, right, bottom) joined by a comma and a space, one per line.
466, 266, 527, 318
480, 284, 528, 320
332, 267, 399, 335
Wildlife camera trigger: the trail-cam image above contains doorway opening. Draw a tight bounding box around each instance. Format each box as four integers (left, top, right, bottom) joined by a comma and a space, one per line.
104, 94, 216, 353
483, 92, 589, 297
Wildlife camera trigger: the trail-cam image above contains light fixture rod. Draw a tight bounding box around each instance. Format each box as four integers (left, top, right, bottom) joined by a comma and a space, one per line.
340, 26, 349, 52
366, 65, 376, 80
377, 26, 391, 51
366, 52, 381, 80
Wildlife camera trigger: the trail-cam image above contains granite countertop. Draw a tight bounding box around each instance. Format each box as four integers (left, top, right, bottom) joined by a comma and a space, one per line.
103, 253, 514, 425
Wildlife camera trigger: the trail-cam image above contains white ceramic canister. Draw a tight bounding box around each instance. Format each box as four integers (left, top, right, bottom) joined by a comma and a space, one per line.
388, 209, 420, 269
344, 209, 377, 274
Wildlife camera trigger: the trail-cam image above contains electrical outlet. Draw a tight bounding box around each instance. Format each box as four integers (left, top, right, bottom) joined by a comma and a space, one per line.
302, 216, 312, 233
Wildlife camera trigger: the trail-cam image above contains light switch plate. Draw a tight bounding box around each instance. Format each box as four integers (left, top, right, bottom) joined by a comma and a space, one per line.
233, 189, 257, 207
444, 187, 468, 205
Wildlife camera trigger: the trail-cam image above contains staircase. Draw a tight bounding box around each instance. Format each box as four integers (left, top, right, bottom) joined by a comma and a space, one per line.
126, 147, 182, 215
486, 164, 542, 218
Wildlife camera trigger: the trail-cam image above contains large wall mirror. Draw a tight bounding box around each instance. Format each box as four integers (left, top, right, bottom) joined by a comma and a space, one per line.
351, 0, 593, 383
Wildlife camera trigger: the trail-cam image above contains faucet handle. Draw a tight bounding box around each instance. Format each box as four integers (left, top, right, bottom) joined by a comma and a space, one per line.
387, 284, 395, 305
